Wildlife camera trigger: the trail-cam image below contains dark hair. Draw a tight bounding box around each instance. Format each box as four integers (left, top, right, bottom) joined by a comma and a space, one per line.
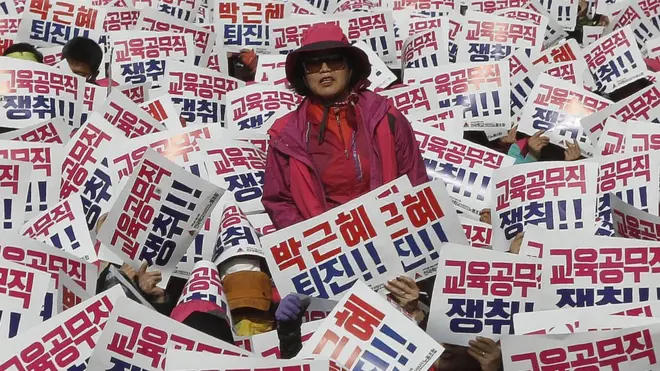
289, 49, 369, 97
62, 37, 103, 73
2, 43, 43, 63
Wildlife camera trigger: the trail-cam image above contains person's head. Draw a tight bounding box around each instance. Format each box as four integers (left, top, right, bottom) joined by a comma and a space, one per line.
285, 24, 371, 102
435, 344, 482, 371
2, 43, 43, 63
62, 37, 103, 82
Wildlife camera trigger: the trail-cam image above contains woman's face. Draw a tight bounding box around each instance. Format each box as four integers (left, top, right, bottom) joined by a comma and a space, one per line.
302, 53, 352, 101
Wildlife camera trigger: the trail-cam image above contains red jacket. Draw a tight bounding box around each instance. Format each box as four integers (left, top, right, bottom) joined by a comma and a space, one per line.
262, 90, 428, 230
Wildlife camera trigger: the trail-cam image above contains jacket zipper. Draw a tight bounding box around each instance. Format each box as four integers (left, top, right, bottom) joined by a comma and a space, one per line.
335, 108, 349, 159
335, 107, 363, 181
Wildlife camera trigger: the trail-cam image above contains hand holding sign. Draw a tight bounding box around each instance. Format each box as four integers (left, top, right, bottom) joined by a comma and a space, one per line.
467, 336, 503, 371
137, 261, 166, 303
385, 275, 421, 315
564, 139, 581, 161
527, 130, 549, 159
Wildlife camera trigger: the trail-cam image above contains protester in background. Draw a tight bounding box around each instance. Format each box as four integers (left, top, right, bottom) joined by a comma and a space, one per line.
262, 23, 428, 230
62, 36, 103, 83
508, 130, 582, 163
229, 49, 258, 82
2, 43, 43, 63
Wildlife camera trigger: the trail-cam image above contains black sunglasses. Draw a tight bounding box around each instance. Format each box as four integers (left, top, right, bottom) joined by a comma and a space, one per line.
303, 55, 347, 74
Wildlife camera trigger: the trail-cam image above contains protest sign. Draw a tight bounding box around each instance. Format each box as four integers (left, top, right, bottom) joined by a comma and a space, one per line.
368, 180, 468, 281
21, 195, 97, 262
260, 182, 404, 299
136, 9, 216, 65
198, 138, 265, 214
494, 6, 555, 47
597, 117, 627, 155
98, 149, 223, 288
491, 161, 599, 251
409, 107, 465, 139
299, 280, 443, 369
605, 2, 658, 55
225, 84, 301, 133
16, 0, 107, 47
611, 193, 660, 240
103, 8, 141, 32
353, 40, 398, 89
166, 351, 328, 370
304, 297, 339, 323
173, 210, 220, 278
0, 140, 64, 220
536, 0, 578, 30
255, 54, 287, 86
582, 84, 660, 144
88, 296, 251, 370
177, 260, 229, 316
467, 0, 526, 12
99, 90, 167, 138
285, 0, 324, 15
251, 320, 322, 358
648, 36, 660, 59
103, 264, 155, 309
0, 118, 71, 145
532, 38, 582, 68
402, 28, 449, 70
141, 95, 184, 131
0, 0, 16, 15
0, 57, 84, 129
0, 18, 19, 56
0, 259, 51, 340
455, 11, 544, 63
328, 0, 384, 13
81, 83, 106, 126
247, 213, 275, 236
508, 47, 542, 123
428, 244, 547, 345
0, 285, 124, 370
414, 123, 515, 219
595, 152, 659, 236
156, 0, 201, 21
379, 84, 440, 119
405, 60, 512, 132
212, 0, 285, 53
585, 26, 648, 93
583, 25, 605, 46
392, 0, 454, 14
269, 12, 398, 66
502, 324, 660, 370
518, 73, 612, 157
111, 31, 196, 86
212, 200, 263, 266
0, 159, 30, 232
165, 60, 245, 125
623, 119, 660, 152
117, 82, 152, 105
460, 216, 493, 248
56, 269, 91, 314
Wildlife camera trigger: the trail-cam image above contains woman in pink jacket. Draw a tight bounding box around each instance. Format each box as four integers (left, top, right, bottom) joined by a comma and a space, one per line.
261, 23, 428, 230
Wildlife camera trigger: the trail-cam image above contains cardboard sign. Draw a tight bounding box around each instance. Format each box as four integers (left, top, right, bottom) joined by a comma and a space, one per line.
136, 9, 216, 65
502, 324, 660, 370
81, 83, 106, 126
594, 152, 660, 236
173, 205, 221, 278
255, 54, 287, 86
408, 106, 465, 139
647, 36, 660, 59
225, 84, 301, 133
99, 90, 167, 138
611, 193, 660, 240
402, 28, 449, 70
21, 195, 97, 262
0, 259, 51, 340
0, 159, 30, 232
368, 180, 469, 281
260, 182, 405, 299
379, 84, 440, 119
299, 280, 443, 369
140, 95, 184, 131
165, 60, 245, 125
508, 47, 542, 123
0, 57, 85, 129
493, 7, 552, 46
597, 117, 627, 155
455, 11, 544, 63
532, 38, 582, 68
177, 260, 230, 317
0, 117, 71, 145
285, 0, 324, 15
0, 0, 17, 15
0, 286, 124, 370
206, 43, 230, 74
269, 12, 398, 66
156, 0, 202, 21
56, 269, 91, 313
518, 73, 612, 157
16, 0, 107, 47
428, 244, 547, 345
536, 0, 578, 31
583, 25, 605, 46
0, 17, 19, 55
582, 83, 660, 144
414, 123, 515, 219
212, 0, 285, 53
354, 40, 398, 89
212, 200, 263, 265
98, 149, 223, 288
246, 213, 275, 236
623, 119, 660, 152
393, 0, 454, 16
460, 216, 493, 248
166, 351, 329, 371
0, 140, 64, 220
117, 82, 152, 105
584, 26, 648, 93
88, 296, 251, 370
198, 138, 265, 214
111, 31, 196, 86
491, 161, 599, 251
251, 320, 322, 358
104, 8, 141, 32
605, 2, 658, 55
404, 60, 512, 131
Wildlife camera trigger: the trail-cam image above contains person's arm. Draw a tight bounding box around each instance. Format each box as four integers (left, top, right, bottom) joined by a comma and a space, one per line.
275, 295, 310, 359
389, 106, 429, 186
261, 142, 306, 230
507, 142, 538, 164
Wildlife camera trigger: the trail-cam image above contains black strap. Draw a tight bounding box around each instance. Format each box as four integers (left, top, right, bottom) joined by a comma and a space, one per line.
387, 112, 396, 135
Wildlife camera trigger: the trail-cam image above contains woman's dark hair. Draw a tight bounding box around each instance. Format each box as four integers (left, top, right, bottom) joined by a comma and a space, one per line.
2, 43, 43, 63
62, 37, 103, 74
288, 49, 369, 97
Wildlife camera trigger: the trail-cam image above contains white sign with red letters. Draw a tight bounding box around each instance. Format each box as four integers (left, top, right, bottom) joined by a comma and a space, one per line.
165, 350, 329, 370
0, 159, 30, 232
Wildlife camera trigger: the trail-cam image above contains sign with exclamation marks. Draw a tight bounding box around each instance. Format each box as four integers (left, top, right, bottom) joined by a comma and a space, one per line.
0, 159, 30, 232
